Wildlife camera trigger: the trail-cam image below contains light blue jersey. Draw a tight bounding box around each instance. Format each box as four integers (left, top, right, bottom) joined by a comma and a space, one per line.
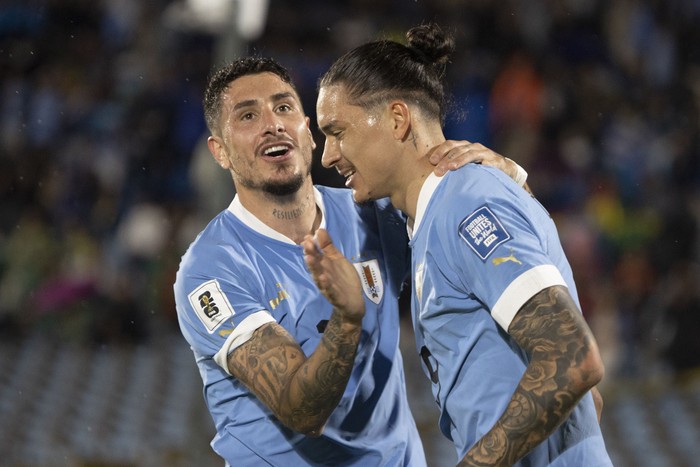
409, 167, 612, 466
174, 186, 425, 467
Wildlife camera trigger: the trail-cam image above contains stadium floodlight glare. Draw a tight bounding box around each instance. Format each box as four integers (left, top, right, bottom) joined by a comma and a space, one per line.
165, 0, 269, 39
236, 0, 269, 40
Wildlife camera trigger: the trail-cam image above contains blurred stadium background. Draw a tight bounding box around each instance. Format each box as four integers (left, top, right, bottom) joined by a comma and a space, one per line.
1, 0, 700, 465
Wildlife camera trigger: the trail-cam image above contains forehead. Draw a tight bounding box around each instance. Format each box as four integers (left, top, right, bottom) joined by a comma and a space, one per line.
316, 84, 354, 124
223, 72, 301, 108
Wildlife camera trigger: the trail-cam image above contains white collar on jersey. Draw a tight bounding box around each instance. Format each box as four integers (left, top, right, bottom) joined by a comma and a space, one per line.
408, 172, 444, 240
227, 187, 327, 245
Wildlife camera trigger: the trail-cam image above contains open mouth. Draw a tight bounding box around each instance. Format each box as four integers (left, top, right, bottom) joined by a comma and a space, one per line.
263, 144, 291, 158
340, 169, 356, 187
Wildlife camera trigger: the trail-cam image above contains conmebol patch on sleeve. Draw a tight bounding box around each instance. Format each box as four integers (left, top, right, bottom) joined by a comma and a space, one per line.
188, 279, 235, 333
458, 205, 511, 261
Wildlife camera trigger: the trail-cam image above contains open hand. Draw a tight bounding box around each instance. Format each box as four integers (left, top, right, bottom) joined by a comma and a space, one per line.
302, 229, 365, 323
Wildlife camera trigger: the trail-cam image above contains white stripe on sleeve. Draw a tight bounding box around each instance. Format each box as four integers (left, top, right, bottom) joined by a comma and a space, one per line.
213, 310, 276, 375
491, 264, 567, 332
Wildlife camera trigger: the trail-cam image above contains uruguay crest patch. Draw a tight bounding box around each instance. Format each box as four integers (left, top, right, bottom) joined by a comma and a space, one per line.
352, 259, 384, 304
458, 206, 511, 261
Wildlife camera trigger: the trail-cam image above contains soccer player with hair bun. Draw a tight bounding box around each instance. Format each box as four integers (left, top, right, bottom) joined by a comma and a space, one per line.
310, 23, 612, 466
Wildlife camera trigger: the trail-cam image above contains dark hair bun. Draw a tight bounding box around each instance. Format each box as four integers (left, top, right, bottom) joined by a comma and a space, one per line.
406, 23, 455, 66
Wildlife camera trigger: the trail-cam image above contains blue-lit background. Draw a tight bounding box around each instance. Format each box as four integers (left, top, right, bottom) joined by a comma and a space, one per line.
1, 1, 699, 465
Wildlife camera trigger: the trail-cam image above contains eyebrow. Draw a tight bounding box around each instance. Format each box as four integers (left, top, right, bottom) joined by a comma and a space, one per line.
232, 92, 298, 112
320, 120, 340, 135
271, 92, 296, 103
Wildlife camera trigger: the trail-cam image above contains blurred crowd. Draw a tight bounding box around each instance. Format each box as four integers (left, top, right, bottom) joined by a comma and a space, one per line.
1, 0, 699, 384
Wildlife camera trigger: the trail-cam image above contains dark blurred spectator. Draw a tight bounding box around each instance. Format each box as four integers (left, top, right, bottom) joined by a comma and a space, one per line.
658, 262, 700, 376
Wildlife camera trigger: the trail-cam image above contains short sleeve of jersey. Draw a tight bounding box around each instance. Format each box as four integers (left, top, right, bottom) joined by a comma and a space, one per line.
174, 241, 274, 370
435, 169, 567, 331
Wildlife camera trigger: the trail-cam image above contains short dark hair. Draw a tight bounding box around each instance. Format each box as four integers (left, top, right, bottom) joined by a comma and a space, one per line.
203, 57, 298, 134
319, 23, 455, 124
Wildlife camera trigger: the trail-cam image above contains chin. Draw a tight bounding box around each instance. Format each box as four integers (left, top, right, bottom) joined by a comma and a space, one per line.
263, 175, 305, 196
351, 189, 373, 205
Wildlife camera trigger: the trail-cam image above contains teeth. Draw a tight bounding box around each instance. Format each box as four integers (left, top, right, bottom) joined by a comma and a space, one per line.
264, 145, 288, 155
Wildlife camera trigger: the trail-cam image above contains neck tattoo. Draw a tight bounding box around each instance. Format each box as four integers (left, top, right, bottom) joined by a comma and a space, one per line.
272, 207, 304, 220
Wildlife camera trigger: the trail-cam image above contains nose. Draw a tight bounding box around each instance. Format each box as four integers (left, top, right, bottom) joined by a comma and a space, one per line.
262, 109, 284, 135
321, 138, 339, 168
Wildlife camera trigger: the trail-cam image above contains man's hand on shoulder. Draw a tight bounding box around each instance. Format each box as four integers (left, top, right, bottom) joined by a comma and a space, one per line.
429, 141, 528, 192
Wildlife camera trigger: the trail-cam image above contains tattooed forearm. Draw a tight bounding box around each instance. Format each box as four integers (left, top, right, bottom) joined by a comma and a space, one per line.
460, 285, 603, 466
228, 313, 362, 435
284, 312, 361, 430
229, 323, 303, 409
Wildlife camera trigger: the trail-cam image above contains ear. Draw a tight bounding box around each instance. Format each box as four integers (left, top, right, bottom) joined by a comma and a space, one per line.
207, 136, 230, 170
388, 101, 412, 142
305, 116, 317, 150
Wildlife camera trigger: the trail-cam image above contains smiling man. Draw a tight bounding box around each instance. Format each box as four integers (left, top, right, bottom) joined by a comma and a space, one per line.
173, 57, 525, 466
308, 24, 612, 467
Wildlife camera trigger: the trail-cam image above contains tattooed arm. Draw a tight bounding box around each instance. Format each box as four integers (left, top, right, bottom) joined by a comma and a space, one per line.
459, 285, 605, 466
227, 229, 365, 437
228, 317, 361, 436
